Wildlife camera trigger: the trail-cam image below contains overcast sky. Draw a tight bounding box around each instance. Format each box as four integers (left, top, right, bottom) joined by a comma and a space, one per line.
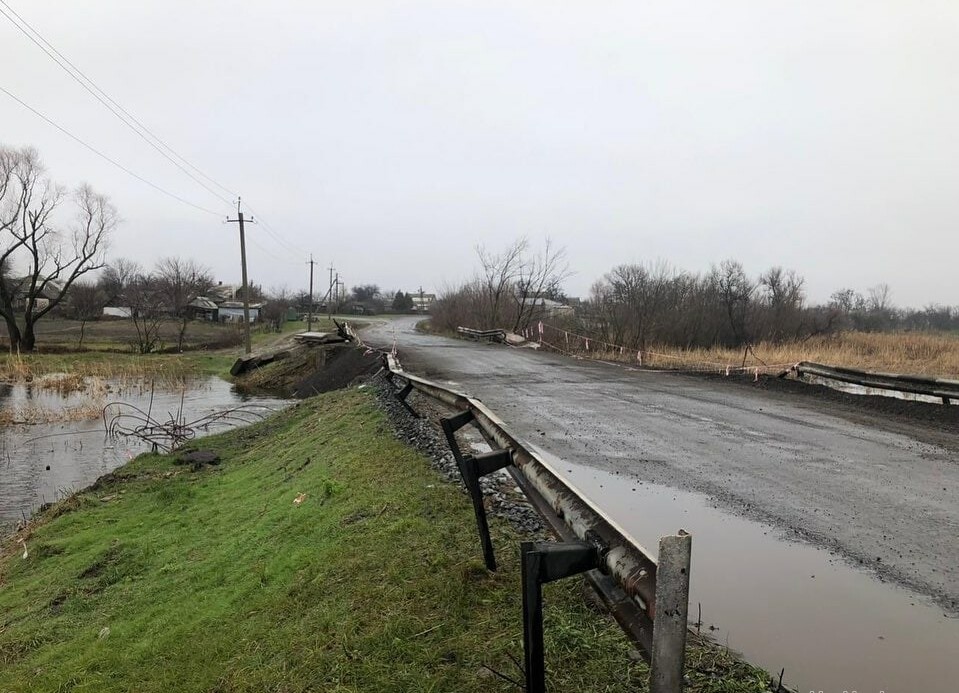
2, 1, 957, 306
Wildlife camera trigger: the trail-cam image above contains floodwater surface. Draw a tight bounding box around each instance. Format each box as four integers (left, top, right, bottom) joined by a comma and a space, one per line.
536, 448, 959, 693
0, 376, 288, 529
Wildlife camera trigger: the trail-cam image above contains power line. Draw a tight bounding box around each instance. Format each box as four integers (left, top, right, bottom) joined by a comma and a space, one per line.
0, 1, 312, 259
241, 203, 311, 259
0, 0, 237, 205
0, 84, 225, 217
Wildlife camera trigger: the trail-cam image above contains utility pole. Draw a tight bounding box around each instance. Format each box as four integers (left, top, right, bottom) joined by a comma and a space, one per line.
306, 254, 316, 332
226, 198, 253, 355
327, 263, 335, 320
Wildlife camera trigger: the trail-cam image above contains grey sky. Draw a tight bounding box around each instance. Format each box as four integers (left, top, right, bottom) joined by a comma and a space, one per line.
2, 1, 956, 306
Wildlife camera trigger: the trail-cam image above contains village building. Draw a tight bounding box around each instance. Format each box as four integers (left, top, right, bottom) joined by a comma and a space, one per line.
7, 277, 63, 312
410, 291, 436, 313
216, 300, 263, 323
186, 296, 219, 321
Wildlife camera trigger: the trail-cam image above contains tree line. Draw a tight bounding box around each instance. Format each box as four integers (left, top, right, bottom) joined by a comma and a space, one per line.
431, 240, 959, 352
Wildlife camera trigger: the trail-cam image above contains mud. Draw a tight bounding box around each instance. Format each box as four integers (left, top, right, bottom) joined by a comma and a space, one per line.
291, 346, 381, 398
233, 343, 381, 399
365, 317, 959, 693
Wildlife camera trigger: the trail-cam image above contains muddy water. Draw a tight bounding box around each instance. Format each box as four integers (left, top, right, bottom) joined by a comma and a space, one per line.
531, 447, 959, 693
0, 377, 288, 529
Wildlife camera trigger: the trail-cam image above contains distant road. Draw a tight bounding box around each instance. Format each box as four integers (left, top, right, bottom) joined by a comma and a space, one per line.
364, 317, 959, 611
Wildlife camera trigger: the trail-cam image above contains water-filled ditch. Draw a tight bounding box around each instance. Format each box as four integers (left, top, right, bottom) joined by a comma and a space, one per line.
0, 375, 289, 530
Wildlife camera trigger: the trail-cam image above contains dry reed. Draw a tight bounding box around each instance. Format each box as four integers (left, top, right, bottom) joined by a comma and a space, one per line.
0, 355, 196, 387
0, 398, 106, 425
546, 330, 959, 379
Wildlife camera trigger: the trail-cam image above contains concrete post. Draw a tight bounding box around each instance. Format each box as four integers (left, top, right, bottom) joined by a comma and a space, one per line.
650, 531, 692, 693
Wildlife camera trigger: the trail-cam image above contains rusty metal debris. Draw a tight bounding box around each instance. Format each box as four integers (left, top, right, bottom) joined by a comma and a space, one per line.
102, 398, 273, 453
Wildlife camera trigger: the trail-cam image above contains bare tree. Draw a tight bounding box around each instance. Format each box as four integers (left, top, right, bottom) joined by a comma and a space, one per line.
511, 238, 570, 332
867, 283, 892, 313
715, 260, 755, 355
67, 280, 106, 349
262, 286, 292, 331
155, 256, 214, 351
0, 146, 116, 351
477, 239, 527, 328
758, 266, 805, 340
99, 257, 140, 305
126, 269, 164, 354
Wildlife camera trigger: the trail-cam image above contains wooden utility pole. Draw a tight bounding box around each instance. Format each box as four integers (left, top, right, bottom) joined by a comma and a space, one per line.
306, 254, 316, 332
226, 198, 253, 355
327, 263, 335, 320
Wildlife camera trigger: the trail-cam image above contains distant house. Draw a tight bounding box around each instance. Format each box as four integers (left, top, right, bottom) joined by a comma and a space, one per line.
186, 296, 219, 321
516, 295, 575, 320
8, 277, 63, 312
102, 306, 133, 319
217, 301, 263, 323
209, 283, 239, 303
534, 297, 574, 319
410, 292, 436, 313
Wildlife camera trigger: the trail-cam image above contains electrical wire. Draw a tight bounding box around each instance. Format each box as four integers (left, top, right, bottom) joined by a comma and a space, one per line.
241, 203, 311, 259
0, 84, 226, 217
0, 0, 237, 206
0, 1, 315, 259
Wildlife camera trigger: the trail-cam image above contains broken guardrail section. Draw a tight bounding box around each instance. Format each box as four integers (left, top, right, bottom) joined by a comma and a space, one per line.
384, 353, 691, 693
456, 326, 507, 343
793, 361, 959, 405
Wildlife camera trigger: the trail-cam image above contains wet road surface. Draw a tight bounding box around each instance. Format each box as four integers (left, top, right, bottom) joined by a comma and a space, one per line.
364, 317, 959, 692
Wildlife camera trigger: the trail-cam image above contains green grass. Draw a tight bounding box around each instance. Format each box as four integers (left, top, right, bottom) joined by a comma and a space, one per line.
0, 390, 771, 692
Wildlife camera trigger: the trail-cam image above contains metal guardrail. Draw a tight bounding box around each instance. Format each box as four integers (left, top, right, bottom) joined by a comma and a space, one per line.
383, 353, 692, 693
456, 326, 507, 342
794, 361, 959, 405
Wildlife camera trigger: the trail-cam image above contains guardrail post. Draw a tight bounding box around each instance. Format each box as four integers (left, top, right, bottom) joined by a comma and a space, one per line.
392, 379, 420, 417
522, 541, 600, 693
650, 531, 692, 693
441, 412, 514, 570
460, 449, 513, 570
440, 410, 475, 463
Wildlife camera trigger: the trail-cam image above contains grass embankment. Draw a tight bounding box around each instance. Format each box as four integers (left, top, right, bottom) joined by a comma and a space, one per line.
557, 331, 959, 379
0, 390, 768, 692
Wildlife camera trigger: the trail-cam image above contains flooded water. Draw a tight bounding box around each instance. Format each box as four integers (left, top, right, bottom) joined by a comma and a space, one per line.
533, 449, 959, 693
0, 376, 289, 530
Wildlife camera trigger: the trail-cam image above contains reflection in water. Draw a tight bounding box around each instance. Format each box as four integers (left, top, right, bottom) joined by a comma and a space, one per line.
0, 376, 288, 528
529, 444, 959, 693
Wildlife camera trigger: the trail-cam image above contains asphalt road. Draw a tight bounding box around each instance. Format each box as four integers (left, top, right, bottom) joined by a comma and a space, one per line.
365, 317, 959, 612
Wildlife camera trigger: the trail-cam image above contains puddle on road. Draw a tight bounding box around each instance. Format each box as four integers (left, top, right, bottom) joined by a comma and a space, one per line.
528, 445, 958, 693
0, 377, 288, 530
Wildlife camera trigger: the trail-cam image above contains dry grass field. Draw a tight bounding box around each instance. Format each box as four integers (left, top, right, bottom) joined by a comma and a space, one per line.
0, 318, 244, 352
548, 331, 959, 379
